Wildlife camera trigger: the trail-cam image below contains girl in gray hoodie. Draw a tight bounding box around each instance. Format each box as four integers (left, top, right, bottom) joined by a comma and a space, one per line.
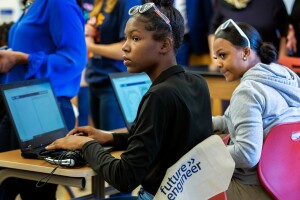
212, 19, 300, 200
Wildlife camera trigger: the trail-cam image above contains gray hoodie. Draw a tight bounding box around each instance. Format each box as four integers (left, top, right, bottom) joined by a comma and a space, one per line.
213, 62, 300, 184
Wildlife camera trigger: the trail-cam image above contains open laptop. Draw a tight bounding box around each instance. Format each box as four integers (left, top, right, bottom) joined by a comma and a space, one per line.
109, 72, 152, 130
0, 78, 69, 159
0, 78, 113, 161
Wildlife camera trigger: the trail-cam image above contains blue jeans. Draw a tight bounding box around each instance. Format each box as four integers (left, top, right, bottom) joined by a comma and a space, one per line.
77, 86, 90, 126
176, 36, 190, 66
89, 84, 125, 130
57, 97, 76, 131
138, 187, 154, 200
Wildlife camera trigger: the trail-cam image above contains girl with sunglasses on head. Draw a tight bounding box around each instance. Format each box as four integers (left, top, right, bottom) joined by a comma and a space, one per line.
208, 0, 289, 70
46, 0, 213, 199
212, 19, 300, 200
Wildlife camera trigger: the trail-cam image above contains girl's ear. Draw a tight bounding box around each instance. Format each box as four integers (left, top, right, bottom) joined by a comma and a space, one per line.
242, 46, 251, 61
243, 46, 251, 57
159, 37, 173, 54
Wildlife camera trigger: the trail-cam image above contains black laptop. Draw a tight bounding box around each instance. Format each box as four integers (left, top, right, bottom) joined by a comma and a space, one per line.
109, 72, 152, 130
0, 78, 69, 159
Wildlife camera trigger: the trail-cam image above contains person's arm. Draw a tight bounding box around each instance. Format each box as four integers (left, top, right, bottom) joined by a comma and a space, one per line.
286, 24, 297, 54
46, 93, 165, 193
212, 115, 228, 134
0, 51, 28, 73
82, 93, 167, 193
85, 36, 125, 60
46, 126, 116, 150
208, 34, 215, 60
227, 87, 264, 168
208, 34, 219, 71
112, 132, 130, 150
84, 0, 140, 61
278, 37, 288, 57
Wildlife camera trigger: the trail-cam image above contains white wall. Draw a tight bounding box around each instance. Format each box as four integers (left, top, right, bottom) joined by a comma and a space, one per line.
0, 0, 22, 24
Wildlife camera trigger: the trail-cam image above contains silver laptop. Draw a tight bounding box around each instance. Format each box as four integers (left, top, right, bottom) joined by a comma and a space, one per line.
109, 72, 152, 130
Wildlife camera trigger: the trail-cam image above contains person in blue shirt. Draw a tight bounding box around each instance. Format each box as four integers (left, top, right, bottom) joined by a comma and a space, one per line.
84, 0, 141, 131
0, 0, 87, 199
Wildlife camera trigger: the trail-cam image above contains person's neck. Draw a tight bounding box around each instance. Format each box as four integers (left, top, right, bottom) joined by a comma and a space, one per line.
148, 57, 177, 81
248, 52, 261, 67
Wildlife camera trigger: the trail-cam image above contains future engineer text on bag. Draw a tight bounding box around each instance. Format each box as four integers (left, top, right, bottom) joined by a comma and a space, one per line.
154, 135, 235, 200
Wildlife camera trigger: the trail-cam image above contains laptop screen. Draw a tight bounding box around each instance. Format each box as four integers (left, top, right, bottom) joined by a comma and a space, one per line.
0, 78, 67, 150
109, 72, 152, 129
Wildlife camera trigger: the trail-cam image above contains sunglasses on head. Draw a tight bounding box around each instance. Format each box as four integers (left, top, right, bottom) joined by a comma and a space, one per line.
215, 19, 250, 49
128, 3, 172, 32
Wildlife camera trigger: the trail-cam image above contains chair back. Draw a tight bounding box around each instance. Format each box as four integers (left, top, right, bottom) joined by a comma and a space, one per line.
209, 191, 227, 200
278, 56, 300, 74
258, 121, 300, 200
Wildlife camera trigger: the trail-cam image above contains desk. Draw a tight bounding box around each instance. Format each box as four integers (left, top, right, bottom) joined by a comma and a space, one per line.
0, 149, 123, 199
185, 66, 239, 115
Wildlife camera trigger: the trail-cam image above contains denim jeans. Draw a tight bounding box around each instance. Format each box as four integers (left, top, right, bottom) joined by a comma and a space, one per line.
176, 38, 189, 66
77, 86, 90, 126
138, 187, 154, 200
57, 97, 76, 131
89, 84, 125, 130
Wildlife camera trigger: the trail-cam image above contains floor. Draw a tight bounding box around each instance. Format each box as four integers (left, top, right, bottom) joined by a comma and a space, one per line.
16, 178, 140, 200
56, 180, 140, 200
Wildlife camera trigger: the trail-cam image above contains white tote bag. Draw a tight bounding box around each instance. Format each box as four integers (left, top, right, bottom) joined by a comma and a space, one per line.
154, 135, 235, 200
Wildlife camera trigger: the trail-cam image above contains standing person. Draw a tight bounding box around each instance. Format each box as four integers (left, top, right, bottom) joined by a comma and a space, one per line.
75, 0, 95, 127
0, 0, 87, 199
46, 0, 213, 199
212, 19, 300, 199
173, 0, 213, 66
84, 0, 141, 131
285, 0, 300, 57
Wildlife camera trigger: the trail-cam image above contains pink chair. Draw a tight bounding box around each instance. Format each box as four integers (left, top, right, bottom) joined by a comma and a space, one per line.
222, 134, 230, 145
209, 191, 227, 200
258, 121, 300, 200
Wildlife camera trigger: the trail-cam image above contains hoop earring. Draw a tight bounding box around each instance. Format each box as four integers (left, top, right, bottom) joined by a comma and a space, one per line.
243, 56, 247, 61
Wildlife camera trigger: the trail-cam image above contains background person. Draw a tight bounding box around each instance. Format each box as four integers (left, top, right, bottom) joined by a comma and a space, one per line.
207, 0, 289, 114
284, 0, 300, 57
212, 19, 300, 200
84, 0, 141, 131
0, 0, 87, 199
46, 0, 213, 199
208, 0, 289, 70
173, 0, 214, 66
